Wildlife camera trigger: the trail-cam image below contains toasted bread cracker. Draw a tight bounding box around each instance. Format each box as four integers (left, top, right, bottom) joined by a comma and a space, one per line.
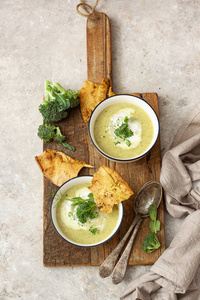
35, 149, 93, 186
79, 78, 110, 123
108, 87, 116, 97
89, 165, 133, 213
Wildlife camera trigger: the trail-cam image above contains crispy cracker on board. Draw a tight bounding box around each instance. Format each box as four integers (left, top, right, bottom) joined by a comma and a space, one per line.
89, 165, 133, 213
79, 78, 110, 123
35, 149, 93, 186
108, 87, 116, 97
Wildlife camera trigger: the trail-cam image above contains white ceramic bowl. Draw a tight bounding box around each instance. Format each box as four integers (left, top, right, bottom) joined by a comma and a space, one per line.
50, 175, 124, 248
89, 94, 160, 162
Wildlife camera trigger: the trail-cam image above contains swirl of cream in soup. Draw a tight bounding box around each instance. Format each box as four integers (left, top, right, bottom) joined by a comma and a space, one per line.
108, 108, 142, 149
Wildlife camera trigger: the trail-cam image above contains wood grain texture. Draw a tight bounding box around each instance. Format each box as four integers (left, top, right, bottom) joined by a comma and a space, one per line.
43, 12, 165, 267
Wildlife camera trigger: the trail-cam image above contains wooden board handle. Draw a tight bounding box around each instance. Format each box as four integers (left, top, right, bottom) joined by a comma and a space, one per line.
87, 12, 112, 86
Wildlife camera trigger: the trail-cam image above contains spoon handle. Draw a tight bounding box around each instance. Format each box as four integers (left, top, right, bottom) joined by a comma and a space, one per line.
99, 214, 142, 278
112, 218, 143, 284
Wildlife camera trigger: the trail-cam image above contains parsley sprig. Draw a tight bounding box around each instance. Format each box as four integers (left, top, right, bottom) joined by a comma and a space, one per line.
142, 203, 161, 253
114, 116, 133, 146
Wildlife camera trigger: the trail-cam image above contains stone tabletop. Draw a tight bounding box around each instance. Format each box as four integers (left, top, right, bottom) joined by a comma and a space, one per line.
1, 0, 200, 299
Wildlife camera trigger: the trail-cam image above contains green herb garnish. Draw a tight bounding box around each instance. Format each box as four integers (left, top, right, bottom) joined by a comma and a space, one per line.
125, 140, 131, 147
66, 193, 98, 224
149, 204, 160, 233
114, 116, 133, 146
54, 192, 98, 224
142, 203, 161, 253
53, 192, 67, 207
114, 141, 120, 145
89, 226, 99, 235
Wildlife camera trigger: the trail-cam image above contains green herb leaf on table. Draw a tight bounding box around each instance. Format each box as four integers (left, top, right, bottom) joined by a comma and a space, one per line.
149, 220, 160, 233
149, 203, 157, 222
142, 202, 161, 253
61, 142, 75, 151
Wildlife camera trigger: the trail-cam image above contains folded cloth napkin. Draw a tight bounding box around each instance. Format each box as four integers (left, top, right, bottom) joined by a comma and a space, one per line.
120, 102, 200, 300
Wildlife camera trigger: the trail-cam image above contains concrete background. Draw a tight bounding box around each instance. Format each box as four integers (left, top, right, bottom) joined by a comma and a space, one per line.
1, 0, 200, 299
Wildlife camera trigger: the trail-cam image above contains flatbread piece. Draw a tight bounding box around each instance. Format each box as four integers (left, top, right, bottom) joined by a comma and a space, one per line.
89, 165, 134, 213
79, 78, 110, 122
108, 87, 116, 97
35, 149, 93, 186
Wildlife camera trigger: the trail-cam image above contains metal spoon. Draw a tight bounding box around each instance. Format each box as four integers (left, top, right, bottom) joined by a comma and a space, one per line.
99, 181, 162, 280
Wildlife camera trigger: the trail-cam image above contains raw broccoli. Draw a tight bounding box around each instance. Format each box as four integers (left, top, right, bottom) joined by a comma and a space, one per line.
39, 80, 79, 123
53, 127, 65, 143
37, 124, 75, 151
37, 124, 57, 142
39, 101, 68, 123
142, 232, 161, 253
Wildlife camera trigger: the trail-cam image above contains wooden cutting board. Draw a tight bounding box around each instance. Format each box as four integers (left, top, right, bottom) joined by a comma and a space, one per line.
43, 12, 165, 267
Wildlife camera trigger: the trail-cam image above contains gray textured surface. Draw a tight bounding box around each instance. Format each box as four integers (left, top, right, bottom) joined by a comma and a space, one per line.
1, 0, 200, 299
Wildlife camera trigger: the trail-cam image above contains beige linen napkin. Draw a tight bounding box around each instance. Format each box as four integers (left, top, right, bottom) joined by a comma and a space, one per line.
120, 103, 200, 300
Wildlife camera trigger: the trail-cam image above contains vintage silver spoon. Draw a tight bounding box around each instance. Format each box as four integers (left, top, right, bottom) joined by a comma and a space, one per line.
99, 181, 162, 280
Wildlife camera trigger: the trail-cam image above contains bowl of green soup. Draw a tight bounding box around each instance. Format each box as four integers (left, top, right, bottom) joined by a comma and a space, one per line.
50, 176, 123, 247
89, 94, 159, 162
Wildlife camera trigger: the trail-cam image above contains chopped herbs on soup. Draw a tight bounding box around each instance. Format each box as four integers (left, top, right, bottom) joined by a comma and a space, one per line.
114, 116, 133, 141
76, 200, 98, 224
56, 183, 119, 244
56, 192, 98, 224
89, 226, 100, 235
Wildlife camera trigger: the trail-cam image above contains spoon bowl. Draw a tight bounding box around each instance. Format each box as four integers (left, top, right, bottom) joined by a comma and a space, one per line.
134, 181, 162, 215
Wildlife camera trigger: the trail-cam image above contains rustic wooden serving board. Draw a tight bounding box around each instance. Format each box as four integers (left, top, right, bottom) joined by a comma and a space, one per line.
43, 12, 165, 267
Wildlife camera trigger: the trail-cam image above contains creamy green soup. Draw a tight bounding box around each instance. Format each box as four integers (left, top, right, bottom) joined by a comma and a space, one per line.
56, 183, 119, 245
94, 102, 154, 159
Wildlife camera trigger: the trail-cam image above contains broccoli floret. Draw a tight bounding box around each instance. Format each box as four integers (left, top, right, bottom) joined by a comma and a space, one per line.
65, 89, 80, 108
53, 127, 65, 143
39, 80, 79, 123
37, 124, 75, 151
142, 232, 161, 253
37, 124, 56, 142
39, 101, 68, 123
